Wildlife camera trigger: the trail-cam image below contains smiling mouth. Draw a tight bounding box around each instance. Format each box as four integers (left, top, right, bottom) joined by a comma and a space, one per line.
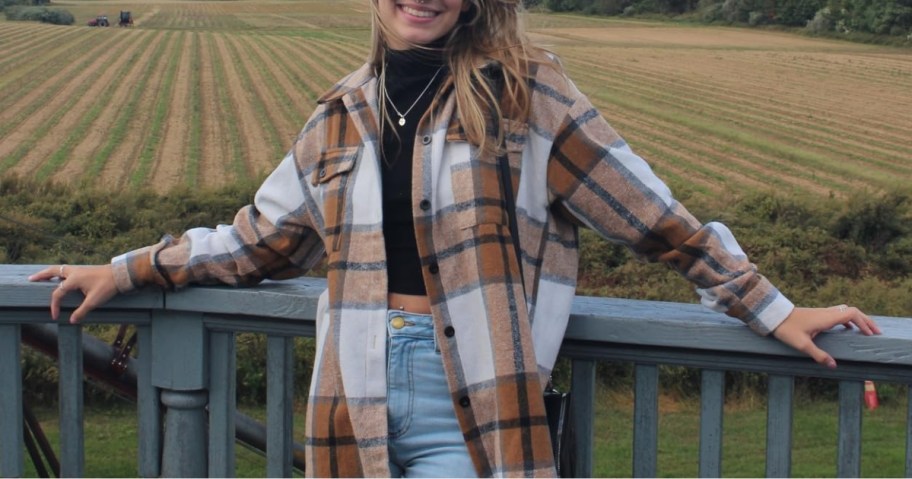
400, 5, 437, 18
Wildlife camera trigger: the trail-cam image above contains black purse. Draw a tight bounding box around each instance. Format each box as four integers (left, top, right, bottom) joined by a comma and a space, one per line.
494, 113, 577, 477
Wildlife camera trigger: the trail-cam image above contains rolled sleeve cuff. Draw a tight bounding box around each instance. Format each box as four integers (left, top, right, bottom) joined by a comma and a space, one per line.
753, 293, 795, 336
111, 246, 156, 294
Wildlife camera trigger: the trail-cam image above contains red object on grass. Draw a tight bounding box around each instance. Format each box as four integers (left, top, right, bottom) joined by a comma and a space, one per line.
864, 381, 879, 411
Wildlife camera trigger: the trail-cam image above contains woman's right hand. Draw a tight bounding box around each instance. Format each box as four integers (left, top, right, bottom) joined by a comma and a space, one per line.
28, 264, 118, 323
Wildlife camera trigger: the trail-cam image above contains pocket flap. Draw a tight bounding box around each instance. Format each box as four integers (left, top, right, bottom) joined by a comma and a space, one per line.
312, 146, 359, 185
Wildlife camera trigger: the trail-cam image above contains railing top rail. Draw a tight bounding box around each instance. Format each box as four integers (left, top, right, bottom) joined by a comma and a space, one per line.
3, 264, 910, 367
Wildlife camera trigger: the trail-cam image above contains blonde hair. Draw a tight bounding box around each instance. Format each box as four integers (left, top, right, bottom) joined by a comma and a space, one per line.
369, 0, 540, 153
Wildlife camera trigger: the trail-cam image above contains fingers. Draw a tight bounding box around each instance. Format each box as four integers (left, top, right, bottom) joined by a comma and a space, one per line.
829, 305, 880, 336
28, 265, 66, 282
50, 280, 68, 321
802, 341, 837, 369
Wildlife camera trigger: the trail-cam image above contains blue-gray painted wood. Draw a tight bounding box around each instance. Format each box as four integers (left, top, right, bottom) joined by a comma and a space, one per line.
160, 389, 208, 477
837, 381, 863, 478
136, 325, 161, 478
561, 341, 912, 384
570, 359, 595, 477
906, 385, 911, 478
151, 311, 207, 390
633, 364, 658, 478
765, 375, 793, 478
566, 296, 911, 366
204, 316, 316, 338
699, 369, 724, 478
267, 335, 294, 478
58, 324, 84, 478
166, 278, 326, 320
209, 331, 237, 478
4, 265, 912, 477
0, 265, 162, 315
0, 324, 23, 477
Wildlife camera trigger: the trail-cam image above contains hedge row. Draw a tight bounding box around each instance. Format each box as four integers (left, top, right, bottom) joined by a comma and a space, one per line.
4, 5, 74, 25
2, 175, 909, 403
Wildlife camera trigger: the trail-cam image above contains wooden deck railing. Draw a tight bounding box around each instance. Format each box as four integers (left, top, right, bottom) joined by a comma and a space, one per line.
1, 264, 910, 477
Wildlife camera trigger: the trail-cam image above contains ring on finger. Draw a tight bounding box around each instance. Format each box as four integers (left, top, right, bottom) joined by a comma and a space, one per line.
57, 281, 66, 290
59, 264, 67, 278
837, 304, 848, 312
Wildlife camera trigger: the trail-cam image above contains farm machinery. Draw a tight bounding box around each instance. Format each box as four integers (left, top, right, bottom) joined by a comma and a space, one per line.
86, 14, 109, 27
118, 10, 133, 27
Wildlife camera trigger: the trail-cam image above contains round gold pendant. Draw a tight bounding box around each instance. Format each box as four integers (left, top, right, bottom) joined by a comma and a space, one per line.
398, 117, 406, 126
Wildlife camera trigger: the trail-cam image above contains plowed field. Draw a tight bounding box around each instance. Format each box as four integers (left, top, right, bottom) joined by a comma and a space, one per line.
1, 0, 909, 202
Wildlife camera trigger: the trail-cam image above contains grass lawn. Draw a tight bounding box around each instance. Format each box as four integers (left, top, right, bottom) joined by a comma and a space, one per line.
21, 388, 909, 477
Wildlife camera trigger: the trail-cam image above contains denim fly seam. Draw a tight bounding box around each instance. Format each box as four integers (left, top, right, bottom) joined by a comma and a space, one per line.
386, 310, 438, 439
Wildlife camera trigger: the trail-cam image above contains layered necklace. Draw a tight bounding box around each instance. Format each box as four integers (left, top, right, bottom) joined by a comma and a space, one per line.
383, 64, 444, 127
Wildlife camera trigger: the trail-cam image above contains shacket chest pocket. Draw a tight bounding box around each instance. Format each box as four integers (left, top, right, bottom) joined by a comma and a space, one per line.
445, 118, 527, 230
312, 145, 360, 252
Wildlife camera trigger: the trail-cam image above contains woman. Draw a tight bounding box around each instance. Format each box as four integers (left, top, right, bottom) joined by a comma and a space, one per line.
31, 0, 880, 476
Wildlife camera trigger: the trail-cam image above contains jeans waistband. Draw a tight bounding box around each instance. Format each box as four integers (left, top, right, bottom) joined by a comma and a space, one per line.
386, 310, 435, 339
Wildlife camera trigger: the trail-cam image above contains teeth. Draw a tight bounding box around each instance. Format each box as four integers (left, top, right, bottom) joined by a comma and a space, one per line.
402, 5, 436, 18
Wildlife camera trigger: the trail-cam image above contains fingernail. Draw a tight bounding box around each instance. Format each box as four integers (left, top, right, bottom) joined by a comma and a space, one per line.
827, 359, 837, 369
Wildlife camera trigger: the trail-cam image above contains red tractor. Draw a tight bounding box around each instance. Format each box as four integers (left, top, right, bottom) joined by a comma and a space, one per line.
87, 14, 109, 27
118, 11, 133, 27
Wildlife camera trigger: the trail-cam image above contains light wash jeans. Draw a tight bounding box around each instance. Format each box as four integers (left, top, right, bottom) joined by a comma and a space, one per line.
386, 310, 477, 478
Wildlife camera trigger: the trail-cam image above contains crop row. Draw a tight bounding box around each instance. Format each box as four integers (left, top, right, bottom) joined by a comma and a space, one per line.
557, 48, 910, 198
0, 15, 908, 199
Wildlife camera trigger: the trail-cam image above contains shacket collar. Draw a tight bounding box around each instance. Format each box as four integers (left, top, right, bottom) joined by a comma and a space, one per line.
317, 62, 376, 104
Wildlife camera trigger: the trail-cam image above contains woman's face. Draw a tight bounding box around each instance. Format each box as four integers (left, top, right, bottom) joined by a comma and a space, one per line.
377, 0, 470, 50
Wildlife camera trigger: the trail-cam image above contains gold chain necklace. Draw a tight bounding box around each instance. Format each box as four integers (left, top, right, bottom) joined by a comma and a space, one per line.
383, 65, 444, 127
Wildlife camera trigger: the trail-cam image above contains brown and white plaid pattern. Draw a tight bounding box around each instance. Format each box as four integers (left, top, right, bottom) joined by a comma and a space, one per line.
112, 56, 793, 477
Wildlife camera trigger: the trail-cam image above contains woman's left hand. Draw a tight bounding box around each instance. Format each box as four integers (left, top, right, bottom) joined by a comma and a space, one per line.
772, 305, 881, 369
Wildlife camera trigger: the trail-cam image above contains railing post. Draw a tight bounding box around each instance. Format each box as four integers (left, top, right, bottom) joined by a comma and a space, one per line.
152, 311, 209, 477
267, 335, 294, 478
570, 359, 595, 477
160, 390, 209, 477
907, 385, 912, 478
837, 380, 863, 478
136, 325, 161, 478
209, 330, 237, 477
633, 363, 658, 478
699, 369, 724, 478
0, 324, 24, 478
58, 323, 84, 478
766, 375, 793, 478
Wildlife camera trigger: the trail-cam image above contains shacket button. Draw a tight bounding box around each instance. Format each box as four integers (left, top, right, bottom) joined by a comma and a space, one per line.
421, 135, 431, 145
444, 326, 455, 337
428, 262, 439, 274
459, 396, 470, 407
419, 199, 431, 211
318, 168, 326, 178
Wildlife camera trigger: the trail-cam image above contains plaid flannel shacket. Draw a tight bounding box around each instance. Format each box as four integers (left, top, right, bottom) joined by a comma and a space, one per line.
111, 57, 794, 477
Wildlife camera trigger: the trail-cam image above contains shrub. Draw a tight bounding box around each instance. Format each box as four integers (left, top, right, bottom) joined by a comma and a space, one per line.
832, 191, 910, 255
4, 5, 74, 24
806, 7, 835, 33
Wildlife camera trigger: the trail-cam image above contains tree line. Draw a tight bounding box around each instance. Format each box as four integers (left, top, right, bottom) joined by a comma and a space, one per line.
529, 0, 912, 41
2, 0, 74, 25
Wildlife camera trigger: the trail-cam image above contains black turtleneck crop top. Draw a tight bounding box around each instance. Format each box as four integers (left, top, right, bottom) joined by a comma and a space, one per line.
381, 48, 447, 295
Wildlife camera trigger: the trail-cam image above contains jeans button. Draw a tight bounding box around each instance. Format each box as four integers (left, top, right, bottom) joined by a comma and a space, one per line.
391, 316, 406, 329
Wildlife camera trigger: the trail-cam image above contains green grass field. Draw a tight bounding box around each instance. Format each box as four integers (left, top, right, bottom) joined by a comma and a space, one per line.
21, 384, 910, 478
